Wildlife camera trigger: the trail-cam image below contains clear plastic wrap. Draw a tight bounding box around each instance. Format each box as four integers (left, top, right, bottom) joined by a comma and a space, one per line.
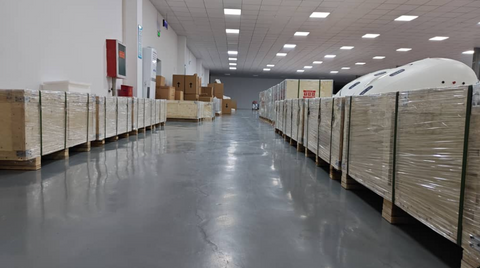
395, 87, 470, 243
116, 97, 129, 135
95, 96, 105, 140
278, 101, 284, 132
463, 85, 480, 266
155, 100, 161, 124
144, 99, 152, 127
303, 99, 310, 148
348, 93, 396, 200
40, 90, 66, 155
285, 99, 292, 137
213, 98, 222, 115
131, 97, 139, 130
87, 94, 96, 142
105, 96, 118, 138
341, 97, 351, 174
291, 99, 305, 143
306, 98, 320, 154
161, 99, 167, 123
318, 97, 333, 163
331, 97, 345, 170
0, 89, 41, 160
66, 92, 89, 147
203, 102, 214, 119
137, 98, 145, 129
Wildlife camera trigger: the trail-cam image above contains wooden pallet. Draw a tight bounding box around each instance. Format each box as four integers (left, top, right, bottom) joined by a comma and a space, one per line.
91, 140, 106, 147
341, 173, 364, 190
138, 127, 146, 133
106, 136, 119, 142
167, 118, 201, 123
43, 149, 69, 160
382, 199, 411, 224
283, 135, 291, 143
0, 158, 41, 171
329, 165, 342, 181
203, 117, 215, 122
129, 129, 139, 136
70, 142, 91, 152
289, 138, 297, 147
215, 113, 222, 116
146, 125, 155, 130
118, 133, 130, 139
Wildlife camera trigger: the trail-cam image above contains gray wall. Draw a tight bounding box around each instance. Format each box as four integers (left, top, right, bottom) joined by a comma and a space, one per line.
210, 75, 283, 109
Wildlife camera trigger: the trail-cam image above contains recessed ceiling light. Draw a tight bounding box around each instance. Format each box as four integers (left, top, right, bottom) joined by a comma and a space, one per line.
263, 68, 271, 71
229, 67, 237, 70
395, 15, 418, 21
229, 63, 237, 66
277, 53, 287, 57
304, 66, 313, 69
429, 36, 449, 41
373, 56, 385, 59
330, 71, 339, 74
313, 61, 323, 64
463, 50, 475, 54
297, 70, 305, 73
229, 58, 237, 61
224, 9, 241, 15
341, 67, 350, 70
284, 44, 297, 48
325, 55, 336, 58
362, 33, 380, 38
397, 48, 412, 52
266, 64, 275, 67
226, 29, 240, 34
294, 32, 310, 36
228, 51, 238, 55
355, 62, 366, 65
310, 12, 330, 18
340, 46, 354, 50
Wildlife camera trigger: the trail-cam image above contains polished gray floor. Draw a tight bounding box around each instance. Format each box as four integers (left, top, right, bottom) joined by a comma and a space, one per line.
0, 110, 462, 268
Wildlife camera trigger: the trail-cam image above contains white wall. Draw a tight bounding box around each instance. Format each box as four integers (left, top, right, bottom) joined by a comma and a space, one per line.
0, 0, 123, 95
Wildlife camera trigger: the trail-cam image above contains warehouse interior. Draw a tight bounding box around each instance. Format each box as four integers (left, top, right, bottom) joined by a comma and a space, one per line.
1, 0, 480, 267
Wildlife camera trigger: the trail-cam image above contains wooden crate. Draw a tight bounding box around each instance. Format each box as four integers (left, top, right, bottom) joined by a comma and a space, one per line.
299, 80, 320, 98
285, 99, 293, 138
0, 89, 41, 166
66, 92, 89, 148
305, 98, 321, 155
167, 100, 202, 120
117, 97, 129, 135
95, 96, 105, 140
463, 87, 480, 266
320, 80, 333, 97
318, 97, 333, 164
331, 97, 345, 170
40, 90, 66, 155
87, 94, 96, 142
347, 93, 396, 200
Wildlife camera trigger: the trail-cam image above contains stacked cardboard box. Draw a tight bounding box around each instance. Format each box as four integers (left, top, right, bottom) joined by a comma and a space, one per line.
199, 86, 214, 102
209, 83, 224, 99
222, 99, 233, 114
155, 75, 175, 100
173, 74, 201, 101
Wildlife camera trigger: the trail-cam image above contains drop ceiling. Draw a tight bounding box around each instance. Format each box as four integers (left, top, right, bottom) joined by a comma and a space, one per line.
151, 0, 480, 79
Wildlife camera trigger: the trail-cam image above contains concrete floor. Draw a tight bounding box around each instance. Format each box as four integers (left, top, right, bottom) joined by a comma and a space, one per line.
0, 110, 462, 268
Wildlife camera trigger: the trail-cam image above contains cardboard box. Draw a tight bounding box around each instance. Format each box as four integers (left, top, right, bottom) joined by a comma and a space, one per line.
175, 90, 184, 101
222, 99, 232, 114
184, 93, 199, 101
201, 87, 213, 96
156, 76, 166, 87
209, 83, 224, 99
199, 96, 213, 102
173, 75, 185, 92
156, 86, 175, 100
231, 100, 237, 109
185, 74, 199, 94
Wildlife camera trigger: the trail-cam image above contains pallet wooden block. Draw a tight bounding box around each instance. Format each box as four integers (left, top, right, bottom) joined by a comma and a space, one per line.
329, 165, 341, 181
70, 142, 91, 152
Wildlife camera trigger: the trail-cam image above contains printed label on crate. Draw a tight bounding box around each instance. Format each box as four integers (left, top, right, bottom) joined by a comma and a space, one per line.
303, 90, 316, 98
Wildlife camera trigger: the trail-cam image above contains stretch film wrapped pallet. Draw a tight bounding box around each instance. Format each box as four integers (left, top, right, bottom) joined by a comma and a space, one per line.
463, 85, 480, 267
277, 101, 284, 132
95, 96, 105, 140
275, 101, 280, 130
145, 99, 152, 127
318, 97, 333, 163
341, 97, 351, 180
105, 97, 118, 138
161, 100, 167, 123
137, 98, 146, 129
395, 87, 470, 243
131, 97, 139, 130
203, 102, 214, 119
285, 99, 292, 137
291, 99, 305, 143
66, 92, 89, 148
40, 91, 66, 155
0, 90, 41, 164
155, 100, 161, 124
87, 94, 96, 142
331, 97, 345, 170
347, 93, 396, 201
117, 97, 129, 135
306, 98, 321, 154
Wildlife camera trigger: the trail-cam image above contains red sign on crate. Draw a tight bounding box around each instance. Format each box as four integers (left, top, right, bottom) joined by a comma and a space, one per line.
303, 90, 316, 98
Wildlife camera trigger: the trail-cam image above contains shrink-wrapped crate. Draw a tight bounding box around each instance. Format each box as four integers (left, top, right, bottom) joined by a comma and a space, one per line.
299, 80, 319, 98
87, 94, 96, 142
117, 97, 129, 135
161, 99, 167, 123
306, 98, 320, 154
291, 99, 305, 143
303, 99, 309, 148
347, 93, 396, 200
463, 85, 480, 267
285, 99, 292, 137
331, 97, 345, 170
145, 99, 152, 127
95, 96, 105, 140
131, 97, 139, 130
0, 90, 41, 163
214, 98, 222, 115
278, 101, 284, 132
275, 101, 280, 130
105, 97, 117, 138
155, 100, 161, 124
66, 92, 89, 147
318, 97, 333, 163
137, 98, 145, 129
40, 90, 66, 155
395, 87, 470, 243
202, 102, 214, 119
167, 100, 202, 120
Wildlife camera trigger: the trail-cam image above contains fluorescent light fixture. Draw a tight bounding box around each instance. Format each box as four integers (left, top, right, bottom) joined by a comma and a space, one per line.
284, 44, 297, 48
362, 33, 380, 38
229, 63, 237, 66
310, 12, 330, 18
266, 64, 275, 67
229, 58, 237, 61
341, 67, 351, 70
226, 29, 240, 34
229, 67, 237, 70
330, 71, 339, 74
325, 55, 336, 58
313, 61, 323, 64
294, 32, 310, 36
373, 56, 385, 59
355, 62, 366, 65
340, 46, 354, 50
429, 36, 449, 41
263, 68, 271, 71
396, 48, 412, 52
304, 66, 313, 69
297, 70, 305, 73
224, 9, 241, 15
463, 50, 475, 54
276, 53, 287, 57
228, 51, 238, 55
395, 15, 418, 21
